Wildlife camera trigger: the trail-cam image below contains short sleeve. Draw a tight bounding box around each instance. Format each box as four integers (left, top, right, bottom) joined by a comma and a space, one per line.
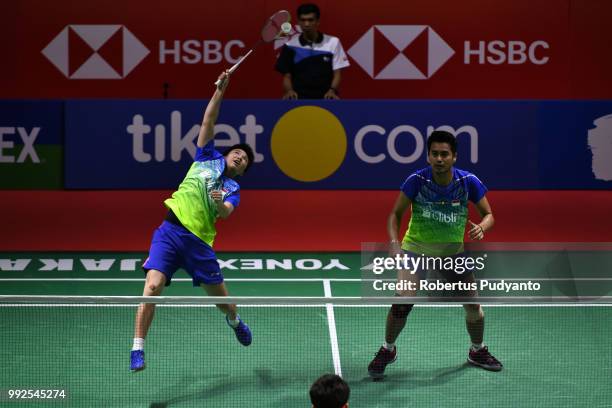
400, 174, 419, 200
224, 191, 240, 208
467, 175, 488, 203
332, 39, 350, 70
195, 140, 223, 162
275, 45, 293, 74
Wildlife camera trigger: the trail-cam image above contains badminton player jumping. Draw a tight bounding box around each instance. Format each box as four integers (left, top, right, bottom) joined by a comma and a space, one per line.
130, 71, 254, 372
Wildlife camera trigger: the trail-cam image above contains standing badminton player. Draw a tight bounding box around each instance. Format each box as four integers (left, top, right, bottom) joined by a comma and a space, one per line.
130, 71, 254, 372
368, 130, 503, 379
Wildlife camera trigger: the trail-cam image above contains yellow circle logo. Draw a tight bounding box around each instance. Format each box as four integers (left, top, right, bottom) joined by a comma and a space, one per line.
271, 106, 347, 182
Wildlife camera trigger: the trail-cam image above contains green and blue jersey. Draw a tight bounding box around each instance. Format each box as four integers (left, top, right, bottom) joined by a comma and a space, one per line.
164, 141, 240, 247
401, 167, 487, 256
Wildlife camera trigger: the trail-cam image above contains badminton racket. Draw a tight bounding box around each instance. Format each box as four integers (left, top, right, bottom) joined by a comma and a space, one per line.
215, 10, 292, 89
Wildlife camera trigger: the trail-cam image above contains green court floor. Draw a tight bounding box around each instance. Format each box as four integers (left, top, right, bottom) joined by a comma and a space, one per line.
1, 252, 611, 407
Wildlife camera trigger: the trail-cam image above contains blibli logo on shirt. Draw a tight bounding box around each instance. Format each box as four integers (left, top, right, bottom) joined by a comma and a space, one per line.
422, 208, 457, 223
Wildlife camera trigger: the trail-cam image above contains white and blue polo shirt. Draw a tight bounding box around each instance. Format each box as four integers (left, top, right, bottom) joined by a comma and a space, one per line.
275, 32, 350, 98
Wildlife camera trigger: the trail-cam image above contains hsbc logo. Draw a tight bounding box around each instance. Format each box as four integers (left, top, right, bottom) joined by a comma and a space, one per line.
348, 25, 551, 80
348, 25, 454, 80
42, 25, 149, 79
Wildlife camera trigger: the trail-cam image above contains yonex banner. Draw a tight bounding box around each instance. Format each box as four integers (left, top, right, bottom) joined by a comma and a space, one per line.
0, 101, 63, 189
0, 253, 356, 276
64, 100, 612, 189
2, 0, 612, 99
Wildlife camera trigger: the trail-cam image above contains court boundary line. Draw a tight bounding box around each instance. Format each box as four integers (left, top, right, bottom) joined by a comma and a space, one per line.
2, 304, 612, 308
2, 278, 612, 282
323, 279, 343, 377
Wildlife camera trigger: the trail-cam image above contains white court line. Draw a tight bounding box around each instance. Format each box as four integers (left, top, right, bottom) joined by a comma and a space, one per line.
2, 278, 612, 282
0, 278, 357, 282
0, 304, 324, 308
323, 279, 343, 377
1, 304, 611, 308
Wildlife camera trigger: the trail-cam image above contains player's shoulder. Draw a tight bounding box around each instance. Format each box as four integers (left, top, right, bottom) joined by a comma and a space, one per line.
453, 167, 472, 179
196, 141, 223, 162
402, 167, 431, 189
453, 167, 484, 185
223, 176, 241, 192
409, 167, 432, 182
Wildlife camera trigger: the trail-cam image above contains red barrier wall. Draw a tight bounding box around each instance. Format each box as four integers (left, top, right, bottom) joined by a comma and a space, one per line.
3, 0, 612, 98
1, 191, 610, 251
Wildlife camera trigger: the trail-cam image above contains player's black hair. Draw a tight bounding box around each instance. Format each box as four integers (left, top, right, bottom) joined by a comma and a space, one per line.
427, 130, 457, 154
309, 374, 350, 408
223, 143, 254, 173
297, 3, 321, 19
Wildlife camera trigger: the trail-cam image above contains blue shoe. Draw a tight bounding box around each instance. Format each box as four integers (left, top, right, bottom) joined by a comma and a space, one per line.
130, 350, 145, 371
226, 315, 252, 346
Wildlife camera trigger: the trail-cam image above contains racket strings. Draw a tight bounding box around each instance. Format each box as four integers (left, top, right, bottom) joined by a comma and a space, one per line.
261, 11, 291, 42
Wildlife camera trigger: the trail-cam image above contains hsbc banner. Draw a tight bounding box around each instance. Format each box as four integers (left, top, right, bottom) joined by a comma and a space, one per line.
64, 100, 612, 190
3, 0, 612, 98
0, 102, 63, 189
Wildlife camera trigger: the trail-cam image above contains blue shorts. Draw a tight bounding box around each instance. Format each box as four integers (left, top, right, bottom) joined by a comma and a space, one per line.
142, 221, 223, 286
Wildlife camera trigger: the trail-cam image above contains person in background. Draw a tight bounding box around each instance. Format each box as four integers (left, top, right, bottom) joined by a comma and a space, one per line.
275, 3, 350, 99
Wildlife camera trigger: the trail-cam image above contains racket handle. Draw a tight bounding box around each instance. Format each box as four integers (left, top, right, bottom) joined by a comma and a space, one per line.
213, 50, 254, 88
214, 77, 227, 89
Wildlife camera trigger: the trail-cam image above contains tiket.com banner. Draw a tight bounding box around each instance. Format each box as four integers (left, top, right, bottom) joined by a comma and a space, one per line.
2, 0, 611, 98
63, 100, 612, 189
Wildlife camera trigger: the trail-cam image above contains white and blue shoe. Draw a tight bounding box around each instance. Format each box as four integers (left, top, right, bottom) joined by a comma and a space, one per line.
226, 315, 252, 346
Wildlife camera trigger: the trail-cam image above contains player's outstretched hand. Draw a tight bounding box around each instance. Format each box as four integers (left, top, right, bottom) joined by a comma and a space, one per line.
216, 70, 231, 92
468, 220, 484, 240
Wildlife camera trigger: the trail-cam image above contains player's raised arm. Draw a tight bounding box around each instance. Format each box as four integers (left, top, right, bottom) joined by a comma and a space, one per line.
197, 71, 230, 148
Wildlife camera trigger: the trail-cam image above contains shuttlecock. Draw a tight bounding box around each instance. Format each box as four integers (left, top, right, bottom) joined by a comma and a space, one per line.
281, 22, 292, 34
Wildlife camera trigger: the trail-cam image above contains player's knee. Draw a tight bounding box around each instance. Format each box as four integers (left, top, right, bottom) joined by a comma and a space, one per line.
391, 303, 414, 319
145, 271, 166, 294
145, 279, 164, 295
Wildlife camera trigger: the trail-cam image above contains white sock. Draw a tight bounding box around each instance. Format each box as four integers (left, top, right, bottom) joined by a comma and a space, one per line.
227, 315, 240, 328
383, 342, 395, 351
471, 343, 485, 351
132, 338, 144, 351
